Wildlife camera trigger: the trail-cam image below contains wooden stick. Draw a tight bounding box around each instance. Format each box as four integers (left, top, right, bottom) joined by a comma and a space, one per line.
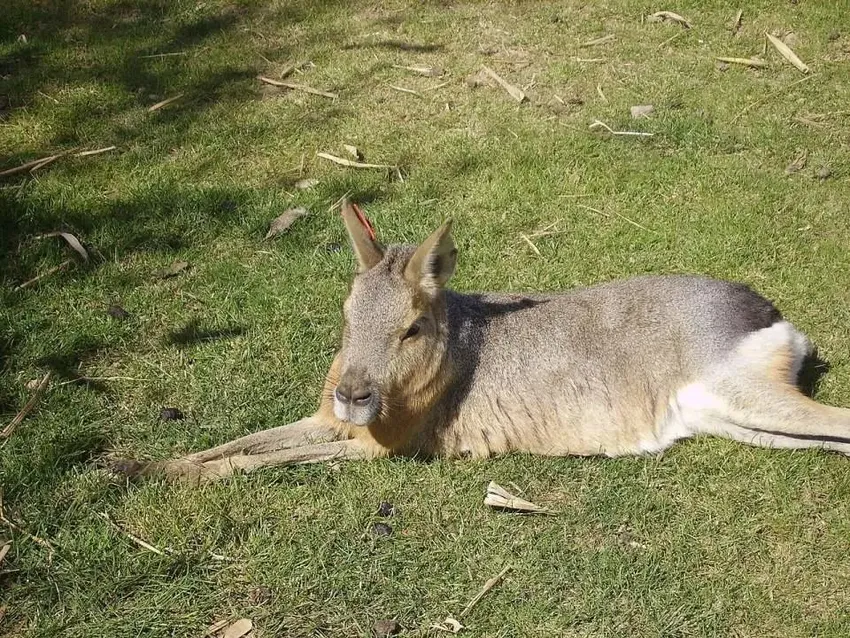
256, 76, 337, 98
459, 565, 512, 618
148, 94, 184, 112
13, 259, 73, 291
317, 152, 394, 170
481, 66, 526, 103
1, 371, 51, 439
519, 233, 541, 256
29, 153, 65, 173
75, 146, 117, 157
0, 155, 60, 178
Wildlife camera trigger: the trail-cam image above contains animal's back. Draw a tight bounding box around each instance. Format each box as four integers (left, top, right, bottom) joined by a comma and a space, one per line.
426, 275, 782, 458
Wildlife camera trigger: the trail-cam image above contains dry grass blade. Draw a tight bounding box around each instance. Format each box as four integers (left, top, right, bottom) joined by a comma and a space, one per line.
765, 32, 809, 73
12, 260, 73, 291
484, 481, 551, 513
389, 84, 422, 97
36, 231, 89, 260
0, 542, 11, 565
75, 146, 117, 157
731, 9, 743, 34
716, 57, 768, 68
481, 66, 526, 103
264, 207, 308, 239
519, 233, 541, 256
148, 93, 184, 112
0, 495, 56, 555
589, 119, 654, 137
459, 564, 512, 617
316, 152, 394, 170
392, 64, 443, 77
647, 11, 692, 29
256, 76, 337, 98
222, 619, 253, 638
579, 34, 615, 47
97, 512, 166, 555
1, 371, 52, 439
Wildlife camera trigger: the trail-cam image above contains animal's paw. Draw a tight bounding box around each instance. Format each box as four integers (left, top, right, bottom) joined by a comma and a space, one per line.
107, 457, 208, 485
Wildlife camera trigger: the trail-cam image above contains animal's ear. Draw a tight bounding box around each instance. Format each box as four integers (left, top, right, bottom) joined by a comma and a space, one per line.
341, 199, 384, 273
404, 220, 457, 295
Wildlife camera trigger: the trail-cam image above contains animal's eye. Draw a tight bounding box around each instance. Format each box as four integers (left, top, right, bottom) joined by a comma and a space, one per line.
401, 321, 421, 341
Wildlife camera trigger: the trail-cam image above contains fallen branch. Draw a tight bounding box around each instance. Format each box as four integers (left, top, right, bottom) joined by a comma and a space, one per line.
577, 203, 657, 234
0, 371, 51, 440
459, 564, 512, 618
257, 76, 338, 98
716, 56, 768, 68
30, 153, 66, 173
481, 66, 526, 103
0, 155, 63, 178
316, 152, 394, 170
766, 32, 810, 73
97, 512, 167, 555
589, 119, 654, 137
12, 260, 73, 291
148, 94, 184, 112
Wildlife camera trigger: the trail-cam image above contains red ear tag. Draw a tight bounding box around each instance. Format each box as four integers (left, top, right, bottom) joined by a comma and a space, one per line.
351, 202, 377, 241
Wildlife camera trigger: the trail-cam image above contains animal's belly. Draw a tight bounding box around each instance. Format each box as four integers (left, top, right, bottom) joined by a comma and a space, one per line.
445, 378, 685, 458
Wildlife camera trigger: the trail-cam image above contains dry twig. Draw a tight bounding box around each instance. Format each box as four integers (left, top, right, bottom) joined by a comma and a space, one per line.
731, 10, 743, 34
459, 564, 512, 618
97, 512, 167, 555
481, 66, 526, 103
579, 34, 615, 47
316, 152, 394, 170
13, 260, 73, 291
257, 76, 337, 98
75, 146, 117, 157
148, 94, 184, 112
1, 372, 51, 439
589, 119, 654, 137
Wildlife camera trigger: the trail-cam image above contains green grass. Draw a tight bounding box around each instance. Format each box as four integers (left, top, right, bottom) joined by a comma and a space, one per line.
2, 0, 850, 636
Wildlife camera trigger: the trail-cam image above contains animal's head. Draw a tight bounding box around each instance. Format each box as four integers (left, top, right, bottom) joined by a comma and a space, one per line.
332, 201, 457, 427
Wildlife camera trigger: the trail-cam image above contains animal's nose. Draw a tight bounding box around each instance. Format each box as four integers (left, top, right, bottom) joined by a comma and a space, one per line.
335, 384, 373, 406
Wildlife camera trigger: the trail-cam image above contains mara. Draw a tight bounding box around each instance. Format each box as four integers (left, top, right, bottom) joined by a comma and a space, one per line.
117, 201, 850, 483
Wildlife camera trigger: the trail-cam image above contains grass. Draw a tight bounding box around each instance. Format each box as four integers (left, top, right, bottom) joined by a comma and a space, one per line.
2, 0, 850, 635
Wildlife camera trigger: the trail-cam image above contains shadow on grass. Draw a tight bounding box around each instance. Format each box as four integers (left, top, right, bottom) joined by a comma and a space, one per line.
167, 318, 245, 347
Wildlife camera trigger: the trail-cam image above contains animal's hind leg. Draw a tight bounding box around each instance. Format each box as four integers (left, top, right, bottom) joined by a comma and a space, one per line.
686, 321, 850, 454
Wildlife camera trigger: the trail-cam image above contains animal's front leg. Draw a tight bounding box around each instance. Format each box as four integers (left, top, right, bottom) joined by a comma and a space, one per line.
111, 416, 349, 483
